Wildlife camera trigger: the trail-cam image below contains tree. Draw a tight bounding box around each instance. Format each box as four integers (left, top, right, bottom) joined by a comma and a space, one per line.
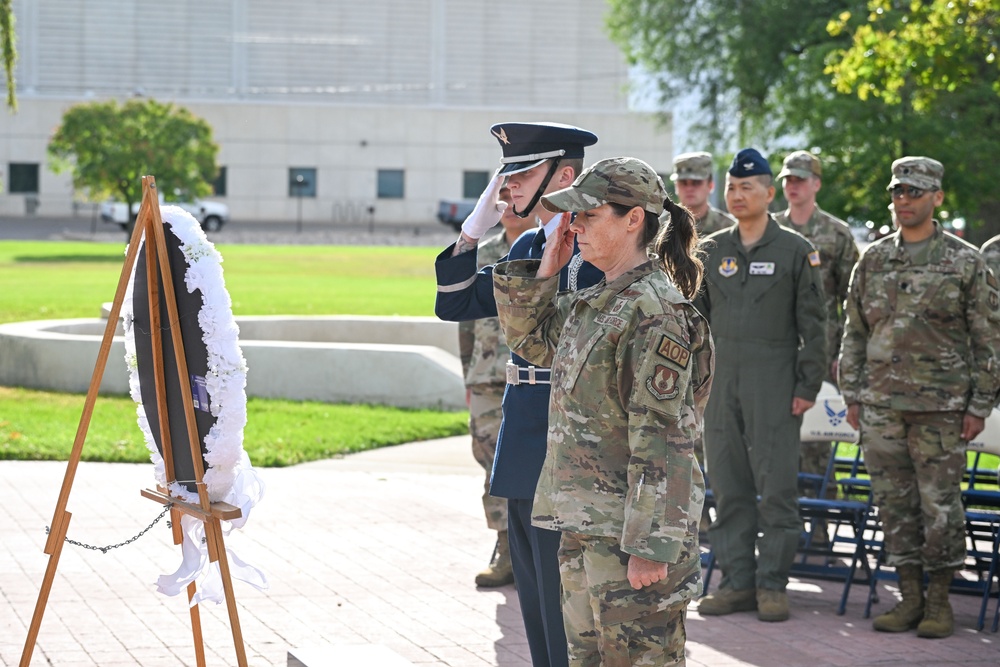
826, 0, 1000, 241
605, 0, 1000, 240
1, 0, 14, 109
48, 98, 219, 227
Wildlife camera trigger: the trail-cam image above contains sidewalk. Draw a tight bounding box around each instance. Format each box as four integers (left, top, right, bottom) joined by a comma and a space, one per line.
0, 437, 997, 666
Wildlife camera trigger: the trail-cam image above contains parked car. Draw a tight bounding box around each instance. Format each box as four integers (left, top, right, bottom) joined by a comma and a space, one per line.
436, 199, 476, 231
100, 196, 230, 232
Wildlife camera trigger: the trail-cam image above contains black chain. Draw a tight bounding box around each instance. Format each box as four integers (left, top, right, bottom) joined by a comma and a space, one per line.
45, 503, 174, 554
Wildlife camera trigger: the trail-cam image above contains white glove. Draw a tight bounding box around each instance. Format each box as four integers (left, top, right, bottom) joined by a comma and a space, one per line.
461, 170, 508, 240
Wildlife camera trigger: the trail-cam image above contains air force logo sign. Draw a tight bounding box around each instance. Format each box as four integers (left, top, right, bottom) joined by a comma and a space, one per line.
719, 257, 738, 278
825, 401, 847, 426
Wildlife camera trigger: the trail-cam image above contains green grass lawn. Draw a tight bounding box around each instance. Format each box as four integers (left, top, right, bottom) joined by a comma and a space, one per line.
0, 240, 441, 323
0, 387, 468, 467
0, 240, 468, 466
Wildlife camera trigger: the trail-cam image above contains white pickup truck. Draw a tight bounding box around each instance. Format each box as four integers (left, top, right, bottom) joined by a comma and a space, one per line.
100, 196, 230, 232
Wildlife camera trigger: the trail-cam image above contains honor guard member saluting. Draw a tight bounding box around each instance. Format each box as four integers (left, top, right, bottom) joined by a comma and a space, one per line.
435, 122, 602, 667
457, 186, 537, 588
839, 157, 1000, 638
493, 157, 713, 666
694, 148, 827, 623
670, 151, 735, 236
775, 151, 860, 530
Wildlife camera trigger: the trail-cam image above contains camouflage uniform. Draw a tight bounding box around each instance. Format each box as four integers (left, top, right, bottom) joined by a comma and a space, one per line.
980, 234, 1000, 279
694, 217, 827, 592
494, 258, 713, 665
698, 207, 736, 236
839, 222, 1000, 571
776, 205, 860, 489
458, 229, 511, 532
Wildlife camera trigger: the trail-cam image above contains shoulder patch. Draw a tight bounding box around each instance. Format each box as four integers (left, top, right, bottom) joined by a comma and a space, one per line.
656, 335, 690, 369
646, 364, 680, 400
808, 250, 821, 267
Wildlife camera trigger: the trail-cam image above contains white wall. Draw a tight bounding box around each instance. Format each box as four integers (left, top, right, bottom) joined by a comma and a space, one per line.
0, 99, 673, 225
2, 0, 673, 225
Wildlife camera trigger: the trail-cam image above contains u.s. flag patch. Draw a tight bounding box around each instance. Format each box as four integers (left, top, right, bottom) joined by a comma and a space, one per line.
808, 250, 821, 267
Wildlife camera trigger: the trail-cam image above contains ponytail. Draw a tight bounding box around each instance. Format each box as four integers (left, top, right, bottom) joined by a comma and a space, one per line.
652, 198, 704, 300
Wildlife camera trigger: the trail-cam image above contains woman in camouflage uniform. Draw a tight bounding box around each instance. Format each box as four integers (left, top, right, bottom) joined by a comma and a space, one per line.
493, 157, 713, 666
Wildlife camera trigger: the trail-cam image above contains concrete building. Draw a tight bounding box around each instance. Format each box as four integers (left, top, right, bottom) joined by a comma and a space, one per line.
1, 0, 672, 226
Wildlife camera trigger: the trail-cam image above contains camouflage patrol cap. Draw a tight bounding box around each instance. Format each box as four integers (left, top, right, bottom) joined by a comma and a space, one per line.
888, 156, 944, 191
670, 151, 713, 181
777, 150, 822, 179
541, 157, 667, 215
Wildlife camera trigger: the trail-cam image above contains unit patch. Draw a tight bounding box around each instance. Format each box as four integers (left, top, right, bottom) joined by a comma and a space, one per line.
808, 250, 821, 267
595, 313, 627, 330
646, 364, 679, 400
749, 261, 775, 275
656, 335, 690, 369
719, 257, 738, 278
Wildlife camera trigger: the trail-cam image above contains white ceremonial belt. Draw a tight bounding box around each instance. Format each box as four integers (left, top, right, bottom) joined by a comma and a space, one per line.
506, 361, 551, 386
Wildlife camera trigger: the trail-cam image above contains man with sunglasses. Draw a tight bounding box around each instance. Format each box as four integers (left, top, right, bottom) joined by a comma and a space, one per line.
839, 156, 1000, 638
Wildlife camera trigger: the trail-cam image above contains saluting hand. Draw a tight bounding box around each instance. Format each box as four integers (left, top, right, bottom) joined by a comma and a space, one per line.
627, 555, 668, 590
536, 215, 576, 279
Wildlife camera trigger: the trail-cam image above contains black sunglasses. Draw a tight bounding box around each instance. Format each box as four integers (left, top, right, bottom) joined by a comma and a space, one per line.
888, 184, 936, 200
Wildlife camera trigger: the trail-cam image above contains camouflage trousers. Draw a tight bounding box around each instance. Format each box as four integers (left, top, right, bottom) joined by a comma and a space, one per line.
559, 532, 692, 666
468, 383, 507, 532
799, 441, 835, 499
860, 405, 967, 571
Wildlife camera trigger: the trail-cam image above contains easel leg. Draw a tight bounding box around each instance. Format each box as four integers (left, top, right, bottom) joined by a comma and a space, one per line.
173, 507, 207, 667
20, 511, 72, 667
187, 582, 207, 667
206, 518, 249, 667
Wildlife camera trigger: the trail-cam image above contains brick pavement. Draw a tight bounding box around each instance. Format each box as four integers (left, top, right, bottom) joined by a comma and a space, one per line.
0, 437, 997, 666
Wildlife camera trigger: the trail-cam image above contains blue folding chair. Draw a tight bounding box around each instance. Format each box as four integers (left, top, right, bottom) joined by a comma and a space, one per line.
961, 450, 1000, 632
793, 441, 882, 615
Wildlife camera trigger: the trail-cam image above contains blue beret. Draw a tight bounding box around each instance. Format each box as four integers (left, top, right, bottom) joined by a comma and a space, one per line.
728, 148, 772, 178
490, 122, 598, 176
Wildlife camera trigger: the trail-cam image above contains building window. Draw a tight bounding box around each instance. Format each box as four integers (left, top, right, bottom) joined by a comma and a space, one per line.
9, 163, 39, 193
212, 166, 227, 196
377, 169, 404, 199
463, 171, 490, 199
288, 167, 317, 197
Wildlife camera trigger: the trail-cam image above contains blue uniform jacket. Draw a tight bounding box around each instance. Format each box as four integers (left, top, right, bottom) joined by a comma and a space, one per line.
435, 226, 603, 499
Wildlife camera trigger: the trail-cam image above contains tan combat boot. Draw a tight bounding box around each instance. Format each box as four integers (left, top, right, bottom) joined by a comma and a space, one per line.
917, 568, 955, 639
873, 564, 924, 632
757, 588, 789, 622
475, 530, 514, 587
697, 587, 757, 615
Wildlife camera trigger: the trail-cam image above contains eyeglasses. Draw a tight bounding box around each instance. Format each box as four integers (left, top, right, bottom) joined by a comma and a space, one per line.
888, 185, 935, 200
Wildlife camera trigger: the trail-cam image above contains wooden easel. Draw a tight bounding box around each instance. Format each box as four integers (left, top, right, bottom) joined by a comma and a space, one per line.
20, 176, 249, 667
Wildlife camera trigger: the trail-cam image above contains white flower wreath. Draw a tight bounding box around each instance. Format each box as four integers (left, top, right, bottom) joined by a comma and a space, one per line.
121, 206, 267, 603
